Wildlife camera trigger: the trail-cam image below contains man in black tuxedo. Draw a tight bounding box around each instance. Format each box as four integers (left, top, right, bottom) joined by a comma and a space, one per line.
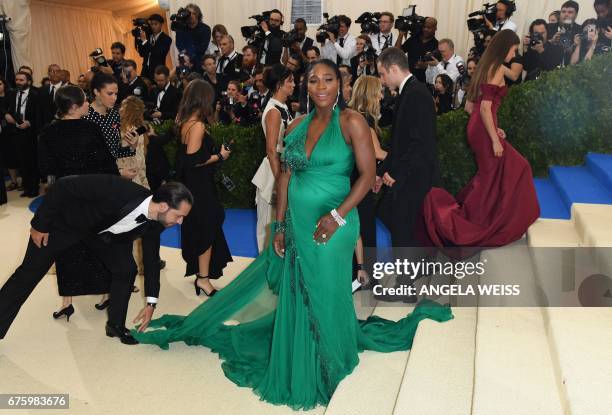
0, 175, 193, 344
258, 9, 285, 65
39, 64, 66, 127
375, 48, 437, 300
5, 71, 42, 198
216, 35, 244, 91
136, 14, 172, 81
146, 65, 180, 191
118, 60, 149, 104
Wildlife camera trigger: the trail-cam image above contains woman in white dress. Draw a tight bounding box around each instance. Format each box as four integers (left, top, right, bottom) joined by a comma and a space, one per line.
251, 64, 295, 252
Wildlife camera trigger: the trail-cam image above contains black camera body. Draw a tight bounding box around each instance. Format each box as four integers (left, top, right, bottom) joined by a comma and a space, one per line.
419, 49, 442, 62
529, 31, 544, 47
170, 7, 191, 32
395, 6, 426, 36
282, 29, 302, 48
241, 12, 271, 44
356, 12, 381, 34
358, 46, 378, 63
89, 48, 109, 72
557, 22, 577, 50
316, 13, 340, 43
131, 17, 151, 38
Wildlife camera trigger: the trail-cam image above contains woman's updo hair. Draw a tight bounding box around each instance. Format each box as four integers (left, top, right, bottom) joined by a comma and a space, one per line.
263, 63, 293, 93
90, 72, 118, 94
300, 59, 347, 113
55, 85, 86, 118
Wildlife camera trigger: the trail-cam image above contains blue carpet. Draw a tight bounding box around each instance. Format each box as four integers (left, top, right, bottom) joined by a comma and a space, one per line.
534, 178, 571, 219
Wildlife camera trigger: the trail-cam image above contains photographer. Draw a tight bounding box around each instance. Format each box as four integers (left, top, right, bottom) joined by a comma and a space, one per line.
281, 18, 314, 64
351, 35, 378, 81
523, 19, 563, 81
242, 45, 263, 86
118, 60, 148, 103
258, 9, 286, 65
370, 12, 396, 55
216, 35, 244, 91
206, 25, 228, 58
425, 38, 464, 89
305, 46, 321, 63
484, 0, 518, 32
570, 18, 609, 64
148, 65, 180, 123
251, 67, 271, 110
454, 58, 477, 109
201, 55, 223, 103
549, 1, 582, 66
215, 80, 256, 126
110, 42, 127, 81
398, 17, 439, 83
171, 4, 212, 66
332, 15, 357, 65
433, 74, 454, 115
549, 10, 561, 25
135, 14, 172, 81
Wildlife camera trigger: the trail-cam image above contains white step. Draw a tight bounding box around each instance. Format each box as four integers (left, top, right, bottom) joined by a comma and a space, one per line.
528, 218, 581, 247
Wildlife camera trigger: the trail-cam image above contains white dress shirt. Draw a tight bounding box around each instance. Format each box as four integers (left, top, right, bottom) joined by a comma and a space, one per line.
320, 39, 338, 61
426, 53, 464, 85
335, 34, 357, 65
217, 51, 238, 73
100, 195, 156, 303
49, 81, 63, 99
156, 81, 170, 109
399, 73, 413, 94
495, 19, 518, 32
370, 31, 395, 55
142, 32, 162, 67
15, 88, 30, 120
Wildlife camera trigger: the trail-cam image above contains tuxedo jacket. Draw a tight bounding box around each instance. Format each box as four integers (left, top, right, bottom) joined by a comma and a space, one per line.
301, 37, 315, 54
261, 30, 285, 65
6, 88, 42, 135
31, 174, 164, 297
39, 83, 65, 127
136, 32, 172, 80
148, 83, 181, 121
378, 76, 437, 194
218, 53, 244, 90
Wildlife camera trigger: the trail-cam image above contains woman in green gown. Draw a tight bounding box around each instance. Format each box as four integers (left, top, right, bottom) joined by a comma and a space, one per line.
132, 60, 453, 410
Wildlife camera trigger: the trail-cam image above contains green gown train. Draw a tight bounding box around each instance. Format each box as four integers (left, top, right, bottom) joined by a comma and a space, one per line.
132, 107, 453, 410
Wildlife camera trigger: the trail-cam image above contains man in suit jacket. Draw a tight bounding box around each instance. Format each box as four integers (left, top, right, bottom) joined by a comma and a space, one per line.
5, 71, 42, 197
0, 175, 193, 344
39, 64, 66, 127
136, 14, 172, 81
216, 35, 244, 91
375, 48, 438, 300
257, 9, 285, 65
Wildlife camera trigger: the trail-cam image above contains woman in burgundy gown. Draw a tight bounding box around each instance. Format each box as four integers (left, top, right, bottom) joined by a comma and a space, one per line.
423, 30, 540, 247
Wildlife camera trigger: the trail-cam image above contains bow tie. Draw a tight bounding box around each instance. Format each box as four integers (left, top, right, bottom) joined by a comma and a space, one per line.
136, 214, 148, 224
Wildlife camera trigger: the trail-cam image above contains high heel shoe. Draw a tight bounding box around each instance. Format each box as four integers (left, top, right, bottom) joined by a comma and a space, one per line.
52, 304, 75, 321
95, 299, 110, 310
194, 274, 217, 297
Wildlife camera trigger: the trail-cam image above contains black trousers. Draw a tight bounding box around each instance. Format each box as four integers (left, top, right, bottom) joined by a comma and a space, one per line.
12, 129, 39, 194
0, 155, 7, 205
0, 230, 136, 339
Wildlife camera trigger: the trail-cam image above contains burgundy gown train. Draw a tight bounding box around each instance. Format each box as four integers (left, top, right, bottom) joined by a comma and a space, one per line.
423, 84, 540, 247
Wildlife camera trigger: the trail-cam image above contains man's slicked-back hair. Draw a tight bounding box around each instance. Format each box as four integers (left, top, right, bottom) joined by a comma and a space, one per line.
377, 47, 410, 71
152, 181, 194, 209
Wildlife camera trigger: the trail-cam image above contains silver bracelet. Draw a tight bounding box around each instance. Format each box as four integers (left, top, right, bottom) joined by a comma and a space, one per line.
330, 209, 346, 227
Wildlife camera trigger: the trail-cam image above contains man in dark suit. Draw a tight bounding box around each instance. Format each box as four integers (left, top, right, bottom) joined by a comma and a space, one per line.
375, 48, 438, 301
258, 9, 285, 65
39, 64, 66, 127
216, 35, 244, 91
118, 60, 149, 103
5, 71, 42, 198
136, 14, 172, 81
146, 65, 180, 191
0, 175, 193, 344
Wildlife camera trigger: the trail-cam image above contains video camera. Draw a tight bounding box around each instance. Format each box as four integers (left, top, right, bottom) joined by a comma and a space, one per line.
170, 7, 191, 32
394, 5, 426, 36
131, 17, 151, 38
355, 12, 381, 34
467, 2, 498, 31
241, 11, 271, 44
282, 29, 302, 48
316, 13, 340, 43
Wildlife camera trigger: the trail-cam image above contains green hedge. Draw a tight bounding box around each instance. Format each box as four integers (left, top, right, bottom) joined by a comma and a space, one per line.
158, 52, 612, 207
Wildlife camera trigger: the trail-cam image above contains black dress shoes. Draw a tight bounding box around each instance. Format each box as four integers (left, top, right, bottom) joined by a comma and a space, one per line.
105, 323, 139, 345
159, 259, 166, 270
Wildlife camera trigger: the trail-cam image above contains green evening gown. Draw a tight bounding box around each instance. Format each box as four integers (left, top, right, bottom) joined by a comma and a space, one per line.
132, 107, 453, 410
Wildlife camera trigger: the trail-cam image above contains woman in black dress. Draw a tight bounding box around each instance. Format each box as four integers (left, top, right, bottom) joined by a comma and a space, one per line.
38, 85, 119, 319
434, 74, 454, 115
347, 75, 388, 288
176, 79, 232, 296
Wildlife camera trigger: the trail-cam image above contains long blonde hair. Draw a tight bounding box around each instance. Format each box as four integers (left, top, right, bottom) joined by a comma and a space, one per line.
119, 95, 148, 153
348, 75, 382, 136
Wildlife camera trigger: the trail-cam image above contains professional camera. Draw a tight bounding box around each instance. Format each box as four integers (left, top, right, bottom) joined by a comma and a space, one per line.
419, 49, 443, 62
316, 13, 340, 43
467, 3, 497, 31
89, 48, 109, 72
170, 7, 191, 32
394, 5, 425, 36
358, 46, 378, 64
282, 29, 302, 48
131, 17, 151, 38
241, 12, 271, 44
529, 31, 544, 47
456, 62, 470, 89
355, 12, 381, 34
557, 22, 576, 50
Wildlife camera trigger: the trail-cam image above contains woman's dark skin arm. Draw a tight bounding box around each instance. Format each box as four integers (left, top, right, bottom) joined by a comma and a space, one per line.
313, 109, 375, 243
264, 109, 282, 179
273, 115, 306, 257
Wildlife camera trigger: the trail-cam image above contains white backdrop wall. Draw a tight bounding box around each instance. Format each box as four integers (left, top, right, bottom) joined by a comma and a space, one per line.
167, 0, 597, 61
